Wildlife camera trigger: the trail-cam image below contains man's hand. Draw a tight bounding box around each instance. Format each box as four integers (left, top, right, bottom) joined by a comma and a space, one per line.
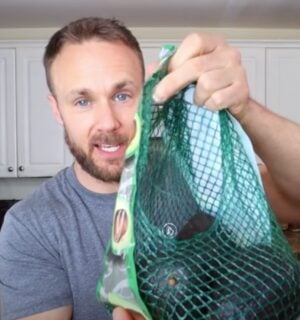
152, 33, 250, 121
112, 307, 145, 320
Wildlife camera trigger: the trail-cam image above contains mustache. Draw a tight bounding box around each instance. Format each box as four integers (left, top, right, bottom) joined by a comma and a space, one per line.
89, 133, 129, 146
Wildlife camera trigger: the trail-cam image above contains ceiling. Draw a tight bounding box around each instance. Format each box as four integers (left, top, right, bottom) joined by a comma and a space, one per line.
0, 0, 300, 29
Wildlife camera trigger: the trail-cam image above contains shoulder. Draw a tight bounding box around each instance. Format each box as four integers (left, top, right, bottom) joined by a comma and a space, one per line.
0, 168, 80, 260
3, 167, 76, 232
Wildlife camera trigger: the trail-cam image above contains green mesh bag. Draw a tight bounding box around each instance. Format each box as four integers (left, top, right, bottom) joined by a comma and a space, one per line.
97, 46, 300, 319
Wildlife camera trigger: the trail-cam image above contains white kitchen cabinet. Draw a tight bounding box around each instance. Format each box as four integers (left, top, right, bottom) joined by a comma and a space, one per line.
16, 47, 73, 177
0, 49, 17, 177
1, 40, 300, 180
0, 45, 73, 178
266, 48, 300, 124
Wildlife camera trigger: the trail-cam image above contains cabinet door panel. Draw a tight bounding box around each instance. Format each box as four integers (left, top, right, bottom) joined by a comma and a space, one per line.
0, 49, 17, 177
16, 47, 73, 177
266, 48, 300, 124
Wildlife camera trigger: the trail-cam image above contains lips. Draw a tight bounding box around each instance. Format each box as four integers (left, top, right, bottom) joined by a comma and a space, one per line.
93, 142, 126, 159
100, 144, 121, 153
91, 133, 128, 159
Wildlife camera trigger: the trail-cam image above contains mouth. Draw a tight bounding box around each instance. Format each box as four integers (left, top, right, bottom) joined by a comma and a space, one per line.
93, 143, 126, 159
100, 144, 121, 153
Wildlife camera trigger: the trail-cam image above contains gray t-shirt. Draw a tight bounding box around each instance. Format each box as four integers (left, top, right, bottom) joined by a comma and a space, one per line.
0, 166, 116, 320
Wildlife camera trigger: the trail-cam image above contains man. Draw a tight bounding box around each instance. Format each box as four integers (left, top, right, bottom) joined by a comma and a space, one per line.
0, 16, 297, 320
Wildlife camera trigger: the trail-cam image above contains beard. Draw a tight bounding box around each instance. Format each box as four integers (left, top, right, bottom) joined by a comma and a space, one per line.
65, 129, 128, 183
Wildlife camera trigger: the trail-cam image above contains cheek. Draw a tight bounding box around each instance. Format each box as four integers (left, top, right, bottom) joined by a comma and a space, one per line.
63, 116, 91, 144
122, 112, 137, 139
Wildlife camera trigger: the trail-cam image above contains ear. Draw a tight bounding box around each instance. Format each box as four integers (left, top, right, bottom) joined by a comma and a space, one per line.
48, 94, 64, 125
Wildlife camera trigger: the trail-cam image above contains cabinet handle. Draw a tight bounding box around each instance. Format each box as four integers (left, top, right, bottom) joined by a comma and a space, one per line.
18, 165, 25, 172
8, 166, 14, 172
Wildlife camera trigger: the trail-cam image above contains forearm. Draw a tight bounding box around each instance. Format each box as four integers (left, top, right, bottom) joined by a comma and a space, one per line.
259, 163, 300, 224
237, 98, 300, 204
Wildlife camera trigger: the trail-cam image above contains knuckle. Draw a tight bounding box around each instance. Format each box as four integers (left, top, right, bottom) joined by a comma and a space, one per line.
187, 32, 206, 48
194, 87, 208, 105
227, 47, 242, 64
211, 92, 225, 108
194, 94, 205, 106
200, 75, 213, 92
185, 32, 225, 49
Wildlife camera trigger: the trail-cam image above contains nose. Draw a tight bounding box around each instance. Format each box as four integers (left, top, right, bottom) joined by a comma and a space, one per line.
94, 101, 120, 132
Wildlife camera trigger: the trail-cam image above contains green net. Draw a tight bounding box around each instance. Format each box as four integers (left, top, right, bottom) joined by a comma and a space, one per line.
98, 47, 300, 319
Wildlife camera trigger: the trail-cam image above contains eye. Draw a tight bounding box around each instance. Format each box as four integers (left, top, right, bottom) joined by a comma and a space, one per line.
114, 93, 130, 102
75, 99, 90, 108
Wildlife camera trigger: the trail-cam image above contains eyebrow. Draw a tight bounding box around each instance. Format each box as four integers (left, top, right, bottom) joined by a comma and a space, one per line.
66, 80, 140, 100
113, 80, 140, 91
67, 89, 91, 100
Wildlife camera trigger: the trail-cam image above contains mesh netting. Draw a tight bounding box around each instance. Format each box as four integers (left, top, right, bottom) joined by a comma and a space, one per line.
132, 67, 300, 319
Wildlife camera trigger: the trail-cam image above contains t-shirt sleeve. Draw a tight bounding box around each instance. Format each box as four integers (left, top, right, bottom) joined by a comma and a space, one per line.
0, 208, 72, 320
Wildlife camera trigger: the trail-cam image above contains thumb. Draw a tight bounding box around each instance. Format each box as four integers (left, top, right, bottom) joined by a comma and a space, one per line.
112, 307, 132, 320
112, 307, 145, 320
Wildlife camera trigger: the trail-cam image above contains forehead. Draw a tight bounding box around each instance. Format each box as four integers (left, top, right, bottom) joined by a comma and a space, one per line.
56, 40, 142, 70
50, 40, 144, 93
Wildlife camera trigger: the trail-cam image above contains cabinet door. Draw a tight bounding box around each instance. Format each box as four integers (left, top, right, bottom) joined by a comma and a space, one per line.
16, 47, 73, 177
266, 48, 300, 124
0, 49, 17, 177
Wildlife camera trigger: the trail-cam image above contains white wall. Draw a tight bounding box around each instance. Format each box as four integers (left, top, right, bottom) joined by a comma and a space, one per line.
1, 27, 300, 41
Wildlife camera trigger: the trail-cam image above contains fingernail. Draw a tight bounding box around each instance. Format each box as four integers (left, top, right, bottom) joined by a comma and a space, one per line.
152, 87, 165, 105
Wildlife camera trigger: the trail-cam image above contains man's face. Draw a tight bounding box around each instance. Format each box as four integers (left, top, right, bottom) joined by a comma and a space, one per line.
49, 40, 144, 183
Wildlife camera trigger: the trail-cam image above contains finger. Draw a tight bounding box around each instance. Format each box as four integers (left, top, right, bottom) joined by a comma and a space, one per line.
132, 311, 146, 320
112, 307, 132, 320
203, 80, 249, 114
112, 307, 145, 320
194, 66, 247, 106
153, 47, 234, 104
168, 32, 225, 71
145, 60, 160, 80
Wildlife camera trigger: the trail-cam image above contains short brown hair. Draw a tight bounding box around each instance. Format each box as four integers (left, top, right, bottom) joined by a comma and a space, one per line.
43, 17, 144, 93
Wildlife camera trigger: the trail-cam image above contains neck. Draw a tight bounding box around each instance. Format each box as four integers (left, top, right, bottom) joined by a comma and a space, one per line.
73, 161, 119, 193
